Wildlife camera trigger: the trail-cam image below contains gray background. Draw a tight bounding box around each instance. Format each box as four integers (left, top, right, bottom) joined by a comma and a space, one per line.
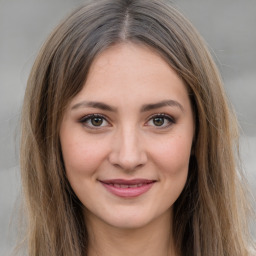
0, 0, 255, 255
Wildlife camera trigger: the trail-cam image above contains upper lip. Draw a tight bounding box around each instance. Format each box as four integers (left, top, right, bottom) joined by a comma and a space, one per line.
99, 179, 156, 185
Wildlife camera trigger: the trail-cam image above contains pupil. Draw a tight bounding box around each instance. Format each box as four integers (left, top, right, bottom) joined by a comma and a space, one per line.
92, 117, 103, 126
153, 117, 164, 126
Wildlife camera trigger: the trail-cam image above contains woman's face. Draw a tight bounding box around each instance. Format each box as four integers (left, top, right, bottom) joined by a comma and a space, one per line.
60, 43, 194, 229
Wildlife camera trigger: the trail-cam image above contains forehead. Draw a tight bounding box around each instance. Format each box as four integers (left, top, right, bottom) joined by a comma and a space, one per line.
71, 42, 190, 109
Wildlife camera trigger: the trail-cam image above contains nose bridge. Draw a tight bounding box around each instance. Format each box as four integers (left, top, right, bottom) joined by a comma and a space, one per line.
121, 125, 138, 155
109, 124, 147, 170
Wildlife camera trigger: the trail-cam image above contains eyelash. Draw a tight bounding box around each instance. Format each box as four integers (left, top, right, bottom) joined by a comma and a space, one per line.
146, 113, 175, 128
79, 114, 109, 129
79, 113, 175, 129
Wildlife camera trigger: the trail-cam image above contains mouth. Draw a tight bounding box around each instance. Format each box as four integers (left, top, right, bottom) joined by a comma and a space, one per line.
99, 179, 156, 198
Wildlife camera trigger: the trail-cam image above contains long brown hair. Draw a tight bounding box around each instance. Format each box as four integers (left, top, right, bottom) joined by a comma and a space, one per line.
19, 0, 255, 255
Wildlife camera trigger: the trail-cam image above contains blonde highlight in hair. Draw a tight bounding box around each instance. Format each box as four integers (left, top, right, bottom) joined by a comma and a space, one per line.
19, 0, 255, 255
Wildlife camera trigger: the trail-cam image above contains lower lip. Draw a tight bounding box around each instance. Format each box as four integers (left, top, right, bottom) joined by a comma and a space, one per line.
101, 182, 154, 198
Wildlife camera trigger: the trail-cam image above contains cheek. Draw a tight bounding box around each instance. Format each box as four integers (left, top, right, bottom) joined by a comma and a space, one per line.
153, 136, 192, 204
151, 135, 192, 175
60, 132, 107, 177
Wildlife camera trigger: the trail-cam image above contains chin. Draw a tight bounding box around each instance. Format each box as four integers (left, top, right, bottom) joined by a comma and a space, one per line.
103, 215, 155, 230
87, 205, 172, 231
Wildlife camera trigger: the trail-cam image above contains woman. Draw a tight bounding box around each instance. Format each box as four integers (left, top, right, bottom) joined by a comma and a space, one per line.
19, 0, 255, 255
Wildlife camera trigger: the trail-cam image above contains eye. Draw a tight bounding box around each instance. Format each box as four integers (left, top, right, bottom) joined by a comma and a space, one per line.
79, 114, 110, 128
146, 114, 175, 128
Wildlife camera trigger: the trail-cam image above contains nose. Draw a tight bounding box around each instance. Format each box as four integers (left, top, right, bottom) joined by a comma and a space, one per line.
108, 127, 147, 171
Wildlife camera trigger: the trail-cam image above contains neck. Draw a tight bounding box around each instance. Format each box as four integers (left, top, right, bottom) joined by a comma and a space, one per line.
85, 210, 177, 256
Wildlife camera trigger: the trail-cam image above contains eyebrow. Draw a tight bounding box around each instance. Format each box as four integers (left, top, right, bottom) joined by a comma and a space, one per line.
71, 99, 184, 112
140, 99, 184, 112
71, 101, 117, 112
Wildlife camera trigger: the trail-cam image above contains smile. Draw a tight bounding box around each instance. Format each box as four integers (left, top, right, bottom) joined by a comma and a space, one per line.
99, 179, 156, 198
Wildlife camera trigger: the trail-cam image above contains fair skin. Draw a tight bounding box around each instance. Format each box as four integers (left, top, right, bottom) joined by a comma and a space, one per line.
60, 43, 194, 256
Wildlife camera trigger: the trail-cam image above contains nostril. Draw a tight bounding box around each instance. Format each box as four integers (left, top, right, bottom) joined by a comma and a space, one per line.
108, 134, 148, 170
109, 153, 147, 171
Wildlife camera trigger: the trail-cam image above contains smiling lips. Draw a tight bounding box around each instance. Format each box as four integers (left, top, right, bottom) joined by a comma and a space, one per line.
100, 179, 156, 198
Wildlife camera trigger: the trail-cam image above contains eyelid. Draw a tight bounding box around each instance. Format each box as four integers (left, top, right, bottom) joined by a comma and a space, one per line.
145, 113, 175, 128
79, 114, 111, 128
78, 113, 175, 129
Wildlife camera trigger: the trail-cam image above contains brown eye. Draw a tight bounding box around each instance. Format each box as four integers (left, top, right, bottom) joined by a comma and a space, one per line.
91, 117, 103, 126
80, 114, 109, 128
153, 117, 165, 126
146, 114, 175, 128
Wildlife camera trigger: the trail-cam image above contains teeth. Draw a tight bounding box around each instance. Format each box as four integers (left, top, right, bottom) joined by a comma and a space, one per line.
111, 183, 144, 188
120, 184, 129, 188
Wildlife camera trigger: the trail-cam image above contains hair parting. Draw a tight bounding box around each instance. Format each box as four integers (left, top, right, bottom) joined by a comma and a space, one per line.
18, 1, 255, 255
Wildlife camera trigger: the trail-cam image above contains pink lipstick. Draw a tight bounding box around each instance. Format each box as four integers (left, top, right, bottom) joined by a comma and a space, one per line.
100, 179, 155, 198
